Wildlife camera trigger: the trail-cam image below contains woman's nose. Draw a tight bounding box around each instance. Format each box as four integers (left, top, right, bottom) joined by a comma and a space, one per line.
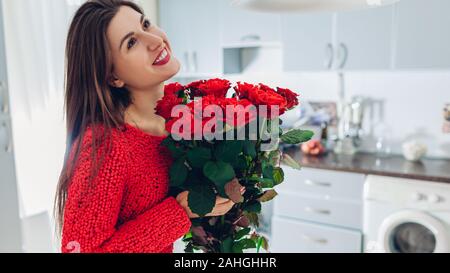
142, 32, 164, 51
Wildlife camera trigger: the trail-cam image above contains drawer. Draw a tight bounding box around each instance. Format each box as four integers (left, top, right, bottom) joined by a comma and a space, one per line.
278, 167, 365, 201
270, 216, 362, 253
274, 191, 362, 229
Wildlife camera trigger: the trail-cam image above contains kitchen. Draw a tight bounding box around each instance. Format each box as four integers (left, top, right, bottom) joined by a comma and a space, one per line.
1, 0, 450, 254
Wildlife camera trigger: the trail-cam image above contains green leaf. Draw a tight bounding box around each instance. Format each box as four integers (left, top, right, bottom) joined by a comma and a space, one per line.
245, 201, 262, 213
263, 165, 274, 179
161, 137, 184, 158
203, 161, 236, 185
244, 212, 259, 227
258, 189, 278, 202
281, 153, 301, 170
248, 176, 274, 188
187, 147, 212, 168
280, 129, 314, 144
243, 140, 257, 159
187, 184, 216, 217
220, 237, 233, 253
169, 159, 188, 187
273, 167, 284, 186
256, 236, 269, 253
233, 239, 256, 253
214, 140, 243, 163
231, 155, 248, 170
235, 227, 251, 241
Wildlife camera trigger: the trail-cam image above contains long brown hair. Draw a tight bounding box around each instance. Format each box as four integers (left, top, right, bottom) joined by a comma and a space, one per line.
54, 0, 144, 235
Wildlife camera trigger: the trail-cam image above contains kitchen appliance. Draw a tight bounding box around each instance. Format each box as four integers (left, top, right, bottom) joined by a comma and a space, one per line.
231, 0, 400, 13
334, 96, 367, 154
363, 175, 450, 253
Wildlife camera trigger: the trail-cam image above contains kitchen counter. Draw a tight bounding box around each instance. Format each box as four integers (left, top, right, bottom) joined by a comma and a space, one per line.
282, 147, 450, 183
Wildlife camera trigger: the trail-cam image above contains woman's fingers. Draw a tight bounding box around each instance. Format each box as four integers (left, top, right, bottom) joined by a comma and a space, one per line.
216, 195, 231, 204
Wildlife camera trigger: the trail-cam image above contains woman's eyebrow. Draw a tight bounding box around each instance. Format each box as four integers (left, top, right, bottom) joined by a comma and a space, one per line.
119, 14, 145, 50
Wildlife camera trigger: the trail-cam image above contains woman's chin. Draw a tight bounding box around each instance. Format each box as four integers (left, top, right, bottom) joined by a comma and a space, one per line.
163, 58, 181, 79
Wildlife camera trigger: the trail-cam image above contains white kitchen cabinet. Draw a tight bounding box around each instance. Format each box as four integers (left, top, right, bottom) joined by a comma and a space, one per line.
270, 166, 364, 252
219, 0, 281, 45
282, 6, 394, 71
279, 166, 365, 200
395, 0, 450, 69
271, 216, 362, 253
274, 191, 362, 229
335, 6, 394, 70
159, 0, 221, 75
281, 13, 334, 71
0, 0, 22, 252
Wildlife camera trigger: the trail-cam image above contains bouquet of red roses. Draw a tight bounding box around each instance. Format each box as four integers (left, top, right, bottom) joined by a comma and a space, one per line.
156, 78, 313, 253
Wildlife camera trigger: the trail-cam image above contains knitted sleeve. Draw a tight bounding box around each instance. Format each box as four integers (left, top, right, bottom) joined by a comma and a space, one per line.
61, 130, 192, 253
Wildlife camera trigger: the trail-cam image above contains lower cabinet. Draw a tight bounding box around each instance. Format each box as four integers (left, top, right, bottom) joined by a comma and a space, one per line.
270, 216, 362, 253
269, 167, 364, 253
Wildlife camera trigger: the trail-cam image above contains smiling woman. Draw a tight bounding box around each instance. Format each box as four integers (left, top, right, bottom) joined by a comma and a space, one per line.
55, 0, 235, 253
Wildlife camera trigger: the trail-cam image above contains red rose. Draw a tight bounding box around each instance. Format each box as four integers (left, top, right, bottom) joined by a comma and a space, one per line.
188, 78, 231, 98
248, 85, 288, 116
223, 98, 258, 127
186, 80, 206, 98
277, 87, 299, 109
234, 82, 258, 100
164, 82, 185, 96
155, 93, 183, 121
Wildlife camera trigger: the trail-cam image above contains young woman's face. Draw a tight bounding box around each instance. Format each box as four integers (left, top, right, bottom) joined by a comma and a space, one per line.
107, 6, 180, 91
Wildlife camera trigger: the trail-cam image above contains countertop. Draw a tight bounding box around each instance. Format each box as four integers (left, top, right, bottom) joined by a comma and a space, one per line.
282, 147, 450, 183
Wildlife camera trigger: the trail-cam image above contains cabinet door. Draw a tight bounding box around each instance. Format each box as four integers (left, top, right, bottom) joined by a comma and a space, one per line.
187, 0, 221, 74
219, 0, 281, 45
0, 0, 22, 252
336, 6, 394, 70
158, 0, 190, 72
281, 13, 334, 71
159, 0, 221, 74
271, 216, 362, 253
395, 0, 450, 69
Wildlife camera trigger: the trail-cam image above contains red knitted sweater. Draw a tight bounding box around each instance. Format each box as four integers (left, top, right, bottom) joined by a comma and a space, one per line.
61, 123, 191, 253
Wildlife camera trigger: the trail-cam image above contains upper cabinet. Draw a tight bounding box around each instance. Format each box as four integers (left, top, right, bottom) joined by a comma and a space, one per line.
281, 13, 334, 71
395, 0, 450, 69
159, 0, 221, 75
282, 6, 394, 71
335, 6, 394, 70
159, 0, 450, 73
219, 0, 281, 45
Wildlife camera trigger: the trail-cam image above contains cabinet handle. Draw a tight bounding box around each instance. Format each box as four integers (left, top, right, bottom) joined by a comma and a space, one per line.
0, 121, 12, 153
240, 34, 261, 42
0, 81, 8, 114
192, 51, 198, 73
304, 206, 331, 215
302, 234, 328, 245
338, 43, 348, 69
184, 51, 190, 72
324, 43, 334, 70
304, 179, 332, 188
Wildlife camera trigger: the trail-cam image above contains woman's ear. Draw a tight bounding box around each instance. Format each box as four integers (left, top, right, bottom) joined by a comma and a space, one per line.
109, 74, 125, 88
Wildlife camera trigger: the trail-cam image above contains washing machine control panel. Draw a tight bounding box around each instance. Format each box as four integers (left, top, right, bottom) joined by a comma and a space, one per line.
411, 192, 444, 203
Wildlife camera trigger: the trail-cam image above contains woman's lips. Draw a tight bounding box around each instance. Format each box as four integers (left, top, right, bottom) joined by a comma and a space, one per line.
153, 48, 171, 66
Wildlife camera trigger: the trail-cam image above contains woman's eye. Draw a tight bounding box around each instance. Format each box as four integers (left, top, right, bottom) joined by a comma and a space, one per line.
143, 19, 151, 30
127, 37, 137, 49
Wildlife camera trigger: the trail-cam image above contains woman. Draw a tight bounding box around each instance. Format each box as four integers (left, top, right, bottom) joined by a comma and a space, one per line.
55, 0, 236, 253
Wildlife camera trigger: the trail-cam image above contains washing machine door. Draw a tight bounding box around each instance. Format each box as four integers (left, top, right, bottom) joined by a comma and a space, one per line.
379, 210, 450, 253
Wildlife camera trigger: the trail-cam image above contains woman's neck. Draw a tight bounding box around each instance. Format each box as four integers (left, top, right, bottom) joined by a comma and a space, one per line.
125, 82, 167, 134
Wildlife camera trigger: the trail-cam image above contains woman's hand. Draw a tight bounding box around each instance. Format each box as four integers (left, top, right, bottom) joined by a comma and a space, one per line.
176, 189, 241, 219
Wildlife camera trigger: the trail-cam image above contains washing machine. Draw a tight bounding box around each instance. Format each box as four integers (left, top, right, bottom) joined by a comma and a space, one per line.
363, 175, 450, 253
